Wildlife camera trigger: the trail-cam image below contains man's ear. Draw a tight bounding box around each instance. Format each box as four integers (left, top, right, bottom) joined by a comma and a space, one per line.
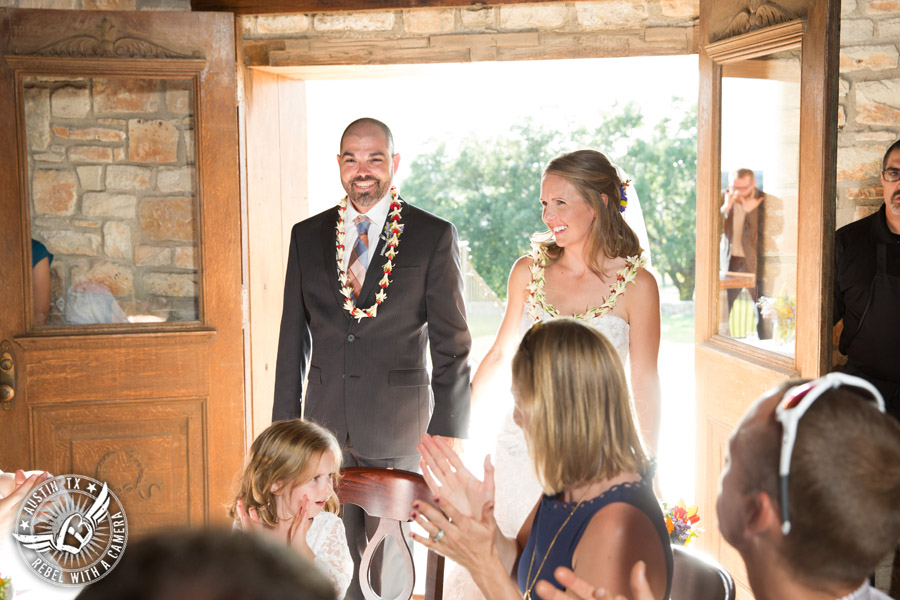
745, 491, 782, 538
392, 152, 401, 175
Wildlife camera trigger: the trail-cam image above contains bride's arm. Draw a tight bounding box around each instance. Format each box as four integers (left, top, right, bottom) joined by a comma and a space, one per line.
625, 268, 662, 455
471, 256, 532, 407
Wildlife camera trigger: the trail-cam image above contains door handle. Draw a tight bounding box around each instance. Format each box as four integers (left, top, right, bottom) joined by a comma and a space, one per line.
0, 341, 15, 410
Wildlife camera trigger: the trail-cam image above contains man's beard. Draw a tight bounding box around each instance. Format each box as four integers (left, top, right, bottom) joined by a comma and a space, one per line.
348, 177, 390, 208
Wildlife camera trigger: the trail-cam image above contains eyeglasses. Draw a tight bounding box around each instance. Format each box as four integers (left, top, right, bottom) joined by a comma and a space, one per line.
883, 169, 900, 182
775, 373, 885, 535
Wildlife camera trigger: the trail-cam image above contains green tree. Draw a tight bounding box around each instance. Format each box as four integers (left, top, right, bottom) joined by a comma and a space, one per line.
400, 102, 696, 301
626, 100, 697, 301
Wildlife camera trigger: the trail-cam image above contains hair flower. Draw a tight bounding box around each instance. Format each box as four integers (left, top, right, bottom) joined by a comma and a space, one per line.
619, 178, 631, 213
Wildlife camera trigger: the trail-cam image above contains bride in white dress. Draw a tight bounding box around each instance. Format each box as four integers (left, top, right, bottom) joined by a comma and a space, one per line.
447, 149, 661, 600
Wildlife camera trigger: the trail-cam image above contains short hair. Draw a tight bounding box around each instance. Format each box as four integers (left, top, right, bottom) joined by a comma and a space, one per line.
534, 150, 643, 278
74, 528, 336, 600
882, 138, 900, 170
510, 318, 648, 494
229, 419, 342, 527
737, 379, 900, 585
730, 168, 755, 181
340, 117, 395, 156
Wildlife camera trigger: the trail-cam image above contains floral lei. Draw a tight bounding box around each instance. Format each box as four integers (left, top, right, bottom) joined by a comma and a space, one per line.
526, 243, 645, 322
336, 187, 403, 321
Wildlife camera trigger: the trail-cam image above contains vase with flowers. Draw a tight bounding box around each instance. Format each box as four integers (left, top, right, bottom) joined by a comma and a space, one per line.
757, 288, 796, 346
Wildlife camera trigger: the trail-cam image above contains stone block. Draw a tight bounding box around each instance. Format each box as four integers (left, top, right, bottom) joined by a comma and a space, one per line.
460, 6, 495, 28
256, 14, 310, 34
70, 219, 102, 228
839, 78, 850, 96
34, 146, 66, 162
165, 83, 192, 115
840, 18, 875, 42
77, 165, 104, 191
174, 246, 196, 269
25, 87, 51, 151
51, 86, 90, 118
500, 4, 568, 30
184, 130, 194, 164
17, 0, 79, 7
838, 105, 846, 128
846, 185, 884, 201
404, 9, 454, 34
856, 130, 898, 141
843, 0, 858, 14
837, 145, 885, 180
855, 80, 900, 125
140, 197, 195, 242
144, 272, 197, 297
94, 78, 161, 114
43, 229, 102, 256
314, 12, 395, 32
83, 193, 137, 219
644, 27, 691, 42
76, 261, 133, 297
83, 0, 136, 8
157, 166, 194, 193
103, 221, 132, 259
839, 45, 899, 71
106, 165, 152, 191
878, 17, 900, 36
128, 119, 179, 163
135, 245, 172, 266
660, 0, 698, 19
68, 146, 114, 162
240, 16, 257, 35
575, 1, 649, 29
33, 169, 78, 215
52, 125, 125, 143
866, 0, 900, 12
114, 147, 126, 162
99, 119, 127, 126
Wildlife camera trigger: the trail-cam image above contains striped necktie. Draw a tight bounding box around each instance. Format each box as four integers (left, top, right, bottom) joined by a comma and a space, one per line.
348, 216, 371, 300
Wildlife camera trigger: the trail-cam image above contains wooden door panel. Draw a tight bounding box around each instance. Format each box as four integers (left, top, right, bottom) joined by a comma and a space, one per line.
18, 334, 212, 403
0, 8, 243, 538
32, 399, 205, 535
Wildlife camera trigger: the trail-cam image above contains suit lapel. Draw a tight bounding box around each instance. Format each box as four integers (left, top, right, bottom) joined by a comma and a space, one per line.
320, 208, 351, 319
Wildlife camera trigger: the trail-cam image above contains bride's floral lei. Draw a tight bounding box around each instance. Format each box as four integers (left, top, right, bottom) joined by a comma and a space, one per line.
527, 242, 645, 322
336, 187, 403, 322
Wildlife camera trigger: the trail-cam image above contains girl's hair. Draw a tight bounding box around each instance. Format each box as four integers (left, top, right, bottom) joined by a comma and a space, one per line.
511, 318, 648, 494
533, 149, 642, 277
228, 419, 342, 527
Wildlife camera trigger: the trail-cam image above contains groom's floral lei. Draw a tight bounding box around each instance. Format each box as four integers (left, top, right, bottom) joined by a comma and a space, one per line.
336, 186, 403, 322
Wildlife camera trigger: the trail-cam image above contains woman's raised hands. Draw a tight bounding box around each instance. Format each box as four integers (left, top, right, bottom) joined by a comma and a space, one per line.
417, 434, 495, 519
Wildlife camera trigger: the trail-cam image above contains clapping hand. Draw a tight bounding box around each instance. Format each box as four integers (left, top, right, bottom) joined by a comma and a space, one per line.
535, 562, 655, 600
417, 434, 494, 519
236, 496, 315, 561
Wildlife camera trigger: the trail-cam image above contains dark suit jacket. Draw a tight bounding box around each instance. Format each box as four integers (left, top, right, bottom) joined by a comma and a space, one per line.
273, 200, 472, 459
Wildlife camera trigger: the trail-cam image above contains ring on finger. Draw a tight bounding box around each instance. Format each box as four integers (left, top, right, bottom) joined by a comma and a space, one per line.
431, 528, 445, 542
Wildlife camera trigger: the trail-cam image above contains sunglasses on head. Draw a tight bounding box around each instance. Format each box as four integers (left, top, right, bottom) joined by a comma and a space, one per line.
775, 373, 885, 535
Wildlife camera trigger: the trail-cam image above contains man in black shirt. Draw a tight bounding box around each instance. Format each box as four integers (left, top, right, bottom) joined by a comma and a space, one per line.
834, 138, 900, 419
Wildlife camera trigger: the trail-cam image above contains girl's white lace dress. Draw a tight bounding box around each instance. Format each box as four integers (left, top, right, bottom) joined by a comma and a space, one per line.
308, 511, 354, 600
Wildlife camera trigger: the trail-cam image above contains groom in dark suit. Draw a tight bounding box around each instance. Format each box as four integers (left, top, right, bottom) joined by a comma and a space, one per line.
273, 118, 471, 598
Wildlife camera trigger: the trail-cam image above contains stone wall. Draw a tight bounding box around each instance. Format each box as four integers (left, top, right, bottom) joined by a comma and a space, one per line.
836, 0, 900, 225
26, 76, 198, 324
0, 0, 189, 9
240, 1, 699, 67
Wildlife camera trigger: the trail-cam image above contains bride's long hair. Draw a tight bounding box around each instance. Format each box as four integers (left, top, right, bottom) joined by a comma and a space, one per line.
533, 150, 642, 277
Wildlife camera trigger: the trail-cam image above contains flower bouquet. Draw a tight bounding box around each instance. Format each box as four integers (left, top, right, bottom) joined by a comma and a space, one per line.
663, 500, 701, 546
0, 572, 12, 600
757, 288, 796, 346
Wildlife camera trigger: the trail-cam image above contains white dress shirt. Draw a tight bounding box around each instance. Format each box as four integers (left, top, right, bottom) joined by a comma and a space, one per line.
342, 192, 392, 272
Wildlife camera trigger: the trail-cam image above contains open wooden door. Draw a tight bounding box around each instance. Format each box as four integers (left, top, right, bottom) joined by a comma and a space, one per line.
695, 0, 839, 596
0, 9, 243, 536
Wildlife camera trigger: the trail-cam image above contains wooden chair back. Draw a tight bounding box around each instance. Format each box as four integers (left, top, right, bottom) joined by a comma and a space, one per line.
338, 467, 444, 600
671, 545, 736, 600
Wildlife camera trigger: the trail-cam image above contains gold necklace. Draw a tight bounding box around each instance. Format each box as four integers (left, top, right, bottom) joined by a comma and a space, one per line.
523, 487, 592, 600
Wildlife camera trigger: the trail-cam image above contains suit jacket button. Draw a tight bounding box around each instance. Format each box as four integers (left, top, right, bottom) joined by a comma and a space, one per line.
347, 334, 356, 342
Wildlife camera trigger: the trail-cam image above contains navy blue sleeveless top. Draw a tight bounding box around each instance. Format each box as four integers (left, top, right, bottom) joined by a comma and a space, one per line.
517, 476, 673, 598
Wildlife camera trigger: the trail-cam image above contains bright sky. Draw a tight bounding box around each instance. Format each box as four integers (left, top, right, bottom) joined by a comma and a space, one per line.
305, 55, 699, 215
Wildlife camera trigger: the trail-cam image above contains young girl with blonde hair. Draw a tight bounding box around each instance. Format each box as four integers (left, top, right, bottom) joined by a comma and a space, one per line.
230, 419, 352, 599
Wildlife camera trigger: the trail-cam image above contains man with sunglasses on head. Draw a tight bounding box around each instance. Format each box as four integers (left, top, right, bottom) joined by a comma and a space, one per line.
536, 373, 900, 600
834, 139, 900, 420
